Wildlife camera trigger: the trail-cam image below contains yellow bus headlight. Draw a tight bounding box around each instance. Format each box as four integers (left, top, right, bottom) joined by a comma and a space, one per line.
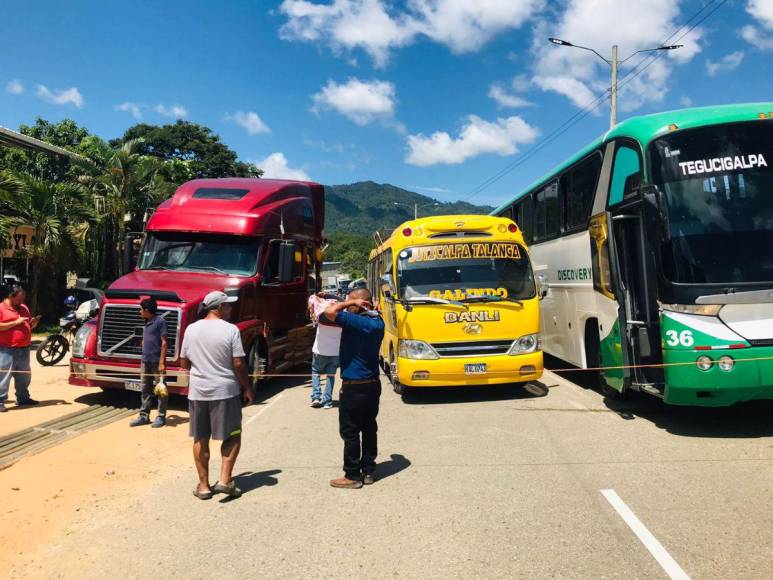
399, 339, 439, 360
508, 334, 540, 355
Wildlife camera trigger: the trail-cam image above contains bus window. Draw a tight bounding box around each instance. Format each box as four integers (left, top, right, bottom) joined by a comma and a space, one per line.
563, 154, 602, 231
534, 182, 559, 241
515, 196, 534, 244
609, 144, 641, 205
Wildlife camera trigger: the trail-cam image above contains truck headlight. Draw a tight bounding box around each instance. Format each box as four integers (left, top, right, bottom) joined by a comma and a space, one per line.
508, 334, 540, 355
399, 340, 439, 360
72, 325, 93, 358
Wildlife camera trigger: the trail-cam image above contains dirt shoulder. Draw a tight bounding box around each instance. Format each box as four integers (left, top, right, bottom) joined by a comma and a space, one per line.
0, 362, 193, 570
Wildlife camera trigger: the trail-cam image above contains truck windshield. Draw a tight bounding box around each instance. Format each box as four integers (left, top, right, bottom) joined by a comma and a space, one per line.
396, 242, 535, 301
650, 122, 773, 285
138, 232, 260, 277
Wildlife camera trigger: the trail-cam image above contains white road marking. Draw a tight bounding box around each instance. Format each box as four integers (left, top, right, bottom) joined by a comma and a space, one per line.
245, 391, 285, 426
601, 489, 691, 580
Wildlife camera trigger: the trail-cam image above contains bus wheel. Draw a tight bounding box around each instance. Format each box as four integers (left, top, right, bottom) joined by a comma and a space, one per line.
388, 350, 406, 395
249, 339, 268, 391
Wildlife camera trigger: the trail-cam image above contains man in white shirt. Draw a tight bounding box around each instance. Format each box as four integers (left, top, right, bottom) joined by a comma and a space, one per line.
181, 291, 253, 500
308, 293, 342, 410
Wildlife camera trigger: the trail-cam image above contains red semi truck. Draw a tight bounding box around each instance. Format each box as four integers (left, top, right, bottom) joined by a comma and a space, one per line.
69, 178, 324, 394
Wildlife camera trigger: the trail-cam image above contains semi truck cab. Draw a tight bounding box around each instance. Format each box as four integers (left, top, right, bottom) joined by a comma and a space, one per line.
69, 178, 324, 394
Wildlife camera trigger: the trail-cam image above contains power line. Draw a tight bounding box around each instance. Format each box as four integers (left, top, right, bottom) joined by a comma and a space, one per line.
465, 0, 727, 201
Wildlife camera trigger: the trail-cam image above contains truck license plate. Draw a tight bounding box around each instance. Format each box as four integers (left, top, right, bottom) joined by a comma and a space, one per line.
124, 381, 142, 392
464, 363, 487, 375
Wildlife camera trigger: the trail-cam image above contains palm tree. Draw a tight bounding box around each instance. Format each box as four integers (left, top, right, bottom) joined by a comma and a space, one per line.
0, 171, 95, 313
75, 138, 170, 280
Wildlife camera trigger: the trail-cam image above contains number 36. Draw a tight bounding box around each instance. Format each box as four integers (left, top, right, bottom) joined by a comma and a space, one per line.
665, 329, 694, 347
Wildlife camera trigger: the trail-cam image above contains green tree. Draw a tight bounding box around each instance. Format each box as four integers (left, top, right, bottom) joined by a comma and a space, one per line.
75, 139, 170, 281
325, 232, 372, 278
0, 118, 90, 181
110, 121, 262, 181
0, 172, 95, 314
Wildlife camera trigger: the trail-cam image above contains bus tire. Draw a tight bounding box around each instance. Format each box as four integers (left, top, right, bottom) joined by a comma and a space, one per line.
249, 339, 268, 391
585, 321, 629, 400
388, 348, 408, 395
587, 323, 629, 401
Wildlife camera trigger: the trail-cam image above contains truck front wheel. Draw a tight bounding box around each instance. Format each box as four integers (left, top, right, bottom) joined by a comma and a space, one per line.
249, 340, 268, 391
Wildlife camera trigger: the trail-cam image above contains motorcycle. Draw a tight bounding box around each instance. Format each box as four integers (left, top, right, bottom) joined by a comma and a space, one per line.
36, 296, 100, 366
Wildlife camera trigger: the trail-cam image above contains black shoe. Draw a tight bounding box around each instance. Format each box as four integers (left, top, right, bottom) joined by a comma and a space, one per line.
16, 398, 39, 406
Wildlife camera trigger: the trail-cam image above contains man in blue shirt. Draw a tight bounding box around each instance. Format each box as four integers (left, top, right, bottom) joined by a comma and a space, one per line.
324, 288, 385, 489
130, 297, 168, 428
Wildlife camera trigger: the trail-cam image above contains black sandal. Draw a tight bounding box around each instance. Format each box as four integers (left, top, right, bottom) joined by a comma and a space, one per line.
193, 486, 213, 500
213, 481, 242, 498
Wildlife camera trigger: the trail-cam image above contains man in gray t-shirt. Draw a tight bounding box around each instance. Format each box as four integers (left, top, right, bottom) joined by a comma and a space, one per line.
181, 291, 253, 500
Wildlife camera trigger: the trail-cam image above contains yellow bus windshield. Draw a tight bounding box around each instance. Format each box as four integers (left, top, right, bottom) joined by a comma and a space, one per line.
395, 242, 535, 302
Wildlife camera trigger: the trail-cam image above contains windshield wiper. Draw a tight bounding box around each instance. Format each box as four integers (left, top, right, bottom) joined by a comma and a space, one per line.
461, 295, 525, 306
461, 295, 502, 303
182, 266, 229, 275
402, 296, 468, 309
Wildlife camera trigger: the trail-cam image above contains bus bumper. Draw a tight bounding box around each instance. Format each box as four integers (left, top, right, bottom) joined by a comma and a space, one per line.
663, 346, 773, 406
396, 351, 543, 387
69, 358, 190, 395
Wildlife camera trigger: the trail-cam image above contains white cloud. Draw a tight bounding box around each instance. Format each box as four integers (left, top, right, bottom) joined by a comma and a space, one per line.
312, 78, 396, 126
405, 185, 452, 194
279, 0, 542, 67
488, 84, 533, 109
680, 96, 693, 108
226, 111, 271, 135
705, 51, 745, 77
256, 152, 311, 180
36, 84, 84, 108
114, 101, 143, 120
741, 0, 773, 49
531, 0, 704, 112
406, 115, 539, 167
154, 104, 189, 119
6, 80, 23, 95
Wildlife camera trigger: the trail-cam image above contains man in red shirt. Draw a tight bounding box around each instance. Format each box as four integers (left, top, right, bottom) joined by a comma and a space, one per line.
0, 285, 41, 412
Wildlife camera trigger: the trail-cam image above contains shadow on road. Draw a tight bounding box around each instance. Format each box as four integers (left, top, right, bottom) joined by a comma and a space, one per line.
544, 353, 773, 438
376, 453, 410, 481
219, 469, 282, 502
6, 399, 70, 411
400, 381, 549, 405
604, 397, 773, 438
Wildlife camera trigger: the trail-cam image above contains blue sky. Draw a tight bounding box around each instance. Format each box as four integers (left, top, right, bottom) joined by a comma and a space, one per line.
2, 0, 772, 207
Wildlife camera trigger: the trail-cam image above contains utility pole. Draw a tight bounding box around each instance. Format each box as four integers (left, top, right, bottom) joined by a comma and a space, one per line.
609, 45, 618, 129
548, 38, 682, 129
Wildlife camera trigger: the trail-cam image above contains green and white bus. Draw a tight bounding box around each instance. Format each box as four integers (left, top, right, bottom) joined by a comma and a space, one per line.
493, 103, 773, 406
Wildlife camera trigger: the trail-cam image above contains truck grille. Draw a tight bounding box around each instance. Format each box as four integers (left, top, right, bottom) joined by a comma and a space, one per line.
431, 339, 513, 357
98, 305, 181, 359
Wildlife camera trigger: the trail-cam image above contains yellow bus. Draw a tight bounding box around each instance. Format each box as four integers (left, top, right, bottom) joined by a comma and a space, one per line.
367, 215, 543, 394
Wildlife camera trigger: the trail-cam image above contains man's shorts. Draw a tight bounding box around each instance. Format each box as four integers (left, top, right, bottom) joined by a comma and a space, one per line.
188, 396, 242, 440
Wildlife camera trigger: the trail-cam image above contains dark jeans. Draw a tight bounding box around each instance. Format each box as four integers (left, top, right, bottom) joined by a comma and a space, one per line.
140, 361, 167, 418
338, 380, 381, 479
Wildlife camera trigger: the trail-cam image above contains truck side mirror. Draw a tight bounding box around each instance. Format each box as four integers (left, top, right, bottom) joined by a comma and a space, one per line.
277, 242, 297, 284
122, 232, 143, 274
537, 274, 549, 300
380, 274, 396, 299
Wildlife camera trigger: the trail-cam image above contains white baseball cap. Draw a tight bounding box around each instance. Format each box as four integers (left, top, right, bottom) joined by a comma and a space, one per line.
202, 290, 238, 310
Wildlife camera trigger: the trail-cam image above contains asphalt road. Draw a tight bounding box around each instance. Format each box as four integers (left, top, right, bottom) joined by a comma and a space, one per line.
11, 370, 773, 579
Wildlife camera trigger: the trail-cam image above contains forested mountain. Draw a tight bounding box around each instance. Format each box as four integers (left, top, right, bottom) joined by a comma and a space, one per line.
324, 181, 494, 237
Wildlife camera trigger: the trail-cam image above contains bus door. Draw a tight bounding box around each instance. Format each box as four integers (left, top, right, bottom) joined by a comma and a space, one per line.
608, 199, 664, 389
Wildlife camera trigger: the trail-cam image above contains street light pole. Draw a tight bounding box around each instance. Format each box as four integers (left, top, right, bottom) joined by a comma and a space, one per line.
610, 44, 618, 128
548, 38, 682, 129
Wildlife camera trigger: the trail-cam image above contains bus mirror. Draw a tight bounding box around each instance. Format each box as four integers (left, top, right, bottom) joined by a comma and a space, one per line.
537, 274, 549, 300
277, 242, 296, 283
380, 274, 396, 299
